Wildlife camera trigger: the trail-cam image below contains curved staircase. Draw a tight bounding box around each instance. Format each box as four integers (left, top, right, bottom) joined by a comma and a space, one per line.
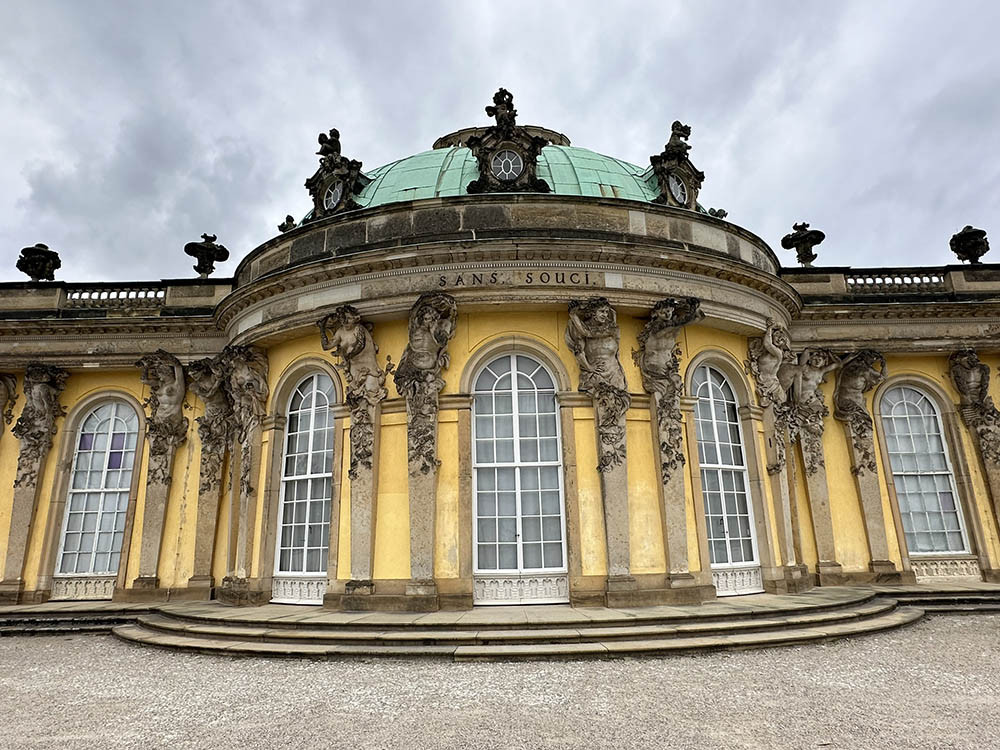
113, 588, 923, 661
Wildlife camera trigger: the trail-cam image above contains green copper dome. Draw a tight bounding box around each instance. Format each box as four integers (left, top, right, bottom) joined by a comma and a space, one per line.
354, 145, 660, 208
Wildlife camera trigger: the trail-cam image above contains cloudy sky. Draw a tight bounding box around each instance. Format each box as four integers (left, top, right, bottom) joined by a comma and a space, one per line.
1, 1, 998, 282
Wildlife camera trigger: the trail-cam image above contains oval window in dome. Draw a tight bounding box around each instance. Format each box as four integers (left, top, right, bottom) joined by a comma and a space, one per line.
491, 149, 524, 181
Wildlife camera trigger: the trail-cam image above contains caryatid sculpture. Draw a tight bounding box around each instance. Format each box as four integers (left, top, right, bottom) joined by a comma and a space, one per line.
223, 346, 270, 443
136, 350, 188, 485
949, 348, 1000, 464
833, 350, 886, 475
187, 355, 234, 492
393, 293, 458, 475
11, 364, 68, 488
566, 297, 631, 472
319, 305, 393, 478
745, 319, 796, 474
634, 297, 703, 481
786, 348, 842, 475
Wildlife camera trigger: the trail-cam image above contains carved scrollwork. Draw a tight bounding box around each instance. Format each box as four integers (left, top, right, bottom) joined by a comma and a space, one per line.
136, 350, 189, 485
188, 355, 235, 492
633, 297, 703, 482
949, 348, 1000, 464
833, 350, 886, 476
393, 293, 457, 475
12, 363, 68, 488
566, 297, 631, 473
319, 305, 394, 479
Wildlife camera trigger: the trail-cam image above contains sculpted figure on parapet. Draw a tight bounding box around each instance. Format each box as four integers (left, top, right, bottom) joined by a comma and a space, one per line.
949, 348, 1000, 464
12, 364, 68, 487
566, 296, 630, 472
833, 350, 886, 476
634, 297, 703, 481
320, 305, 394, 479
394, 292, 458, 475
136, 350, 188, 484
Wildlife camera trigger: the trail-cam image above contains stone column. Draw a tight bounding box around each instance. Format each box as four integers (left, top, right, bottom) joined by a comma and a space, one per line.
317, 305, 392, 597
566, 297, 633, 596
393, 293, 457, 602
762, 408, 797, 570
634, 297, 702, 588
949, 349, 1000, 537
834, 350, 900, 580
788, 348, 845, 583
0, 365, 66, 603
186, 355, 235, 594
217, 345, 269, 605
131, 351, 188, 595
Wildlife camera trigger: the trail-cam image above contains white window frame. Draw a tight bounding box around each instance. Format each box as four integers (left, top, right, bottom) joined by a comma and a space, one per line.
693, 364, 761, 571
879, 384, 971, 557
472, 353, 568, 580
271, 372, 335, 603
54, 399, 139, 579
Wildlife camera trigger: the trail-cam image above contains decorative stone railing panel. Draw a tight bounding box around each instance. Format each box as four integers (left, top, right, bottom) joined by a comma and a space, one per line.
51, 575, 116, 600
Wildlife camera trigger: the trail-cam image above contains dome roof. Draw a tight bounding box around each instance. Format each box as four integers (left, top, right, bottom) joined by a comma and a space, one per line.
353, 145, 660, 209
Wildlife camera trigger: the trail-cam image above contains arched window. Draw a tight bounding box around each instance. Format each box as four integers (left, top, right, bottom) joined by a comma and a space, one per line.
272, 372, 335, 604
692, 364, 763, 595
56, 400, 139, 583
472, 353, 568, 604
879, 386, 969, 555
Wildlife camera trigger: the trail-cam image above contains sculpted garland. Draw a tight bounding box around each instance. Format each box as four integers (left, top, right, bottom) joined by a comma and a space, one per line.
566, 297, 630, 473
634, 297, 703, 481
319, 305, 393, 479
0, 373, 17, 432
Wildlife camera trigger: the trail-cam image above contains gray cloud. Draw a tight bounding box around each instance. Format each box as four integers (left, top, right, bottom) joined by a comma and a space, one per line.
1, 0, 998, 281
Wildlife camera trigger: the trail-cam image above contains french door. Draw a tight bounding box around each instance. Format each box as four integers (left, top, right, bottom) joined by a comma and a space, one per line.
472, 354, 568, 604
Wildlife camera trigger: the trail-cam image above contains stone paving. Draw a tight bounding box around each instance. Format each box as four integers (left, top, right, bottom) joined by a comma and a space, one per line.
1, 614, 998, 749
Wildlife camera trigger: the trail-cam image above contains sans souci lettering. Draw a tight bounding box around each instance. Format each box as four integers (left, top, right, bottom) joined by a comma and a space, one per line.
438, 270, 595, 287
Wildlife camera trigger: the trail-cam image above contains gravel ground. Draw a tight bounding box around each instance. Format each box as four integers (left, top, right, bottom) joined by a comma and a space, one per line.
1, 615, 998, 750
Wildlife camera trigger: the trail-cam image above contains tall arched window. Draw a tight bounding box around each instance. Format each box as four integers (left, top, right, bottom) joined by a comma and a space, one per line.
272, 372, 335, 604
692, 364, 763, 595
55, 400, 139, 594
879, 386, 970, 556
472, 353, 568, 604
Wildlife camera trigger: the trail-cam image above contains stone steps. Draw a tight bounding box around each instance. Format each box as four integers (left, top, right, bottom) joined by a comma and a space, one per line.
880, 590, 1000, 610
0, 610, 147, 636
112, 599, 924, 660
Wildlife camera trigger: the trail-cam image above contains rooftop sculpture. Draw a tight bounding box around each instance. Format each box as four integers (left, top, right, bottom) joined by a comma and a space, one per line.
183, 234, 230, 278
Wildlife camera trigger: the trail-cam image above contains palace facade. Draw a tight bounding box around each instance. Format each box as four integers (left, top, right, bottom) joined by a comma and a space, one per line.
1, 90, 997, 612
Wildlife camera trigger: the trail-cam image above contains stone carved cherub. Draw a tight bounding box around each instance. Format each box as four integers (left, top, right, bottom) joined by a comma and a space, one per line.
486, 87, 517, 133
319, 305, 391, 406
317, 128, 341, 161
565, 297, 627, 394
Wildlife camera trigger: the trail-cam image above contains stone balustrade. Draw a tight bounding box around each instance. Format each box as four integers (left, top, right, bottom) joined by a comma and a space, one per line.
0, 279, 233, 316
782, 264, 1000, 300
